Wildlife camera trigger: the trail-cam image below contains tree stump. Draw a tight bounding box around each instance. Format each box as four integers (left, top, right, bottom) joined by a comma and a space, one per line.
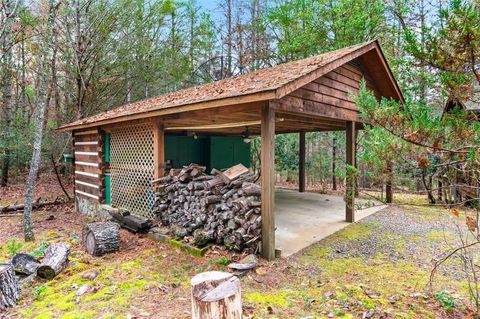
191, 271, 242, 319
82, 222, 120, 256
37, 243, 70, 280
0, 263, 20, 311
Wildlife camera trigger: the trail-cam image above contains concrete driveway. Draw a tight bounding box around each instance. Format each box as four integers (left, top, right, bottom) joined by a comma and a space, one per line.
275, 189, 386, 256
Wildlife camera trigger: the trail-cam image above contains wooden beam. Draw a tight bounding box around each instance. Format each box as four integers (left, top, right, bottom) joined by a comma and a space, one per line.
345, 121, 356, 222
261, 103, 275, 261
299, 131, 306, 193
153, 121, 165, 179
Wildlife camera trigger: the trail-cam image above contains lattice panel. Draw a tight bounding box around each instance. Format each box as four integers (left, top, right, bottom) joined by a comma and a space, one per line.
110, 124, 155, 218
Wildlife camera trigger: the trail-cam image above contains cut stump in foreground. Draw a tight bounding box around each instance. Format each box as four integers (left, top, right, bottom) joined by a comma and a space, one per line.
191, 271, 241, 319
37, 243, 70, 280
0, 263, 20, 311
82, 222, 120, 256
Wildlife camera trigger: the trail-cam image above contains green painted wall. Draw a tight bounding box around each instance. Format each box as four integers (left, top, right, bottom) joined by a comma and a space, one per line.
209, 136, 251, 170
105, 173, 111, 204
164, 135, 250, 171
165, 136, 210, 168
104, 132, 110, 163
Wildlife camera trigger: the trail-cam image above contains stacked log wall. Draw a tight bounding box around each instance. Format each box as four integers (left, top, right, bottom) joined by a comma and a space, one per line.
73, 129, 105, 215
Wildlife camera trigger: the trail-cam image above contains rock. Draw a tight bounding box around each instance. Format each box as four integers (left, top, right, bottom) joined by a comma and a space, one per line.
96, 204, 118, 221
362, 310, 375, 319
170, 225, 188, 238
148, 227, 171, 243
76, 284, 90, 297
228, 254, 257, 271
82, 270, 100, 280
255, 267, 268, 276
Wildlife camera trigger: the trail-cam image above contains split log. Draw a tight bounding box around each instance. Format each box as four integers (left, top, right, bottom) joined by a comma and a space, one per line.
11, 253, 40, 276
83, 222, 120, 256
37, 243, 70, 280
191, 271, 242, 319
222, 164, 249, 182
109, 210, 152, 233
0, 264, 20, 311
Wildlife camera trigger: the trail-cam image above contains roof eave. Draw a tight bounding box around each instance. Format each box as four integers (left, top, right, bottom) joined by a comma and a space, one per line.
57, 90, 277, 132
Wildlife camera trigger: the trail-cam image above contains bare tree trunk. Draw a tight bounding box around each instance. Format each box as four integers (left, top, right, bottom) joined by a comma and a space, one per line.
23, 0, 55, 242
1, 0, 16, 187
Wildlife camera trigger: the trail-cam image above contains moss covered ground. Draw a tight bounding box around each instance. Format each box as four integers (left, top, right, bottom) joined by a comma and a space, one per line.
1, 193, 477, 318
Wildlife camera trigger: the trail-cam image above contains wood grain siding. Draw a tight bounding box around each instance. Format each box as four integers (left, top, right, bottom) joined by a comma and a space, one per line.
73, 129, 104, 202
275, 63, 380, 121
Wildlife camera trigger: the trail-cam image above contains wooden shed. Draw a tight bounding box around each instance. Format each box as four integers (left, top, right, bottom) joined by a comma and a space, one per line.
58, 40, 403, 260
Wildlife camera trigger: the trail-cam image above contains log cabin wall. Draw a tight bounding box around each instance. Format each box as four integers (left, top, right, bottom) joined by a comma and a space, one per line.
276, 61, 379, 122
73, 128, 105, 215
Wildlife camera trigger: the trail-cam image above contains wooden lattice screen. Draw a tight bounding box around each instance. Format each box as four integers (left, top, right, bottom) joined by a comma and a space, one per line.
110, 123, 155, 218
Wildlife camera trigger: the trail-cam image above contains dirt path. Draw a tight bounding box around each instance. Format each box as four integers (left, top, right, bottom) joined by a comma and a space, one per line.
0, 200, 475, 318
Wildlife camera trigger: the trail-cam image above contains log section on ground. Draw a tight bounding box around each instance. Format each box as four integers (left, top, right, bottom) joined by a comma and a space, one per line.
0, 263, 20, 311
11, 253, 40, 275
37, 243, 70, 280
82, 222, 121, 256
191, 271, 242, 319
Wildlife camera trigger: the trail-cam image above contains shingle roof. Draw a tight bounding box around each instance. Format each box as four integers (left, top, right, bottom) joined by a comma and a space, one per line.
59, 41, 379, 131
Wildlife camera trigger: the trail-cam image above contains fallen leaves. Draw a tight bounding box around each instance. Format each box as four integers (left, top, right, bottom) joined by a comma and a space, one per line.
466, 216, 477, 232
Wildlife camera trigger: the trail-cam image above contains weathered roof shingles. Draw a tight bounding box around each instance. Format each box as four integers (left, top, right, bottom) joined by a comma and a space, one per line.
59, 41, 377, 130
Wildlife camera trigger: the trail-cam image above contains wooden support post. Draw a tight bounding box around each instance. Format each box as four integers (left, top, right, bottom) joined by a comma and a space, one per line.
261, 103, 275, 261
153, 120, 165, 179
299, 131, 306, 193
345, 121, 356, 223
386, 161, 393, 204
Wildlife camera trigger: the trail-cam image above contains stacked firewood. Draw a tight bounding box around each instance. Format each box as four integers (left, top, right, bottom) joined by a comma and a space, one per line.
152, 163, 261, 253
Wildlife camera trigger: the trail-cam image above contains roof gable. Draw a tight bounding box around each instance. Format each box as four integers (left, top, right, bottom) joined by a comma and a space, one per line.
58, 40, 402, 131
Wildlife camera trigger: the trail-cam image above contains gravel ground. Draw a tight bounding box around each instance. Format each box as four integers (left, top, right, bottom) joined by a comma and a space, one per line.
318, 204, 472, 280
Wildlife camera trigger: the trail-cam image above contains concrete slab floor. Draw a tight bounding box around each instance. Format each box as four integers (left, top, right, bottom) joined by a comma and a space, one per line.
275, 189, 387, 257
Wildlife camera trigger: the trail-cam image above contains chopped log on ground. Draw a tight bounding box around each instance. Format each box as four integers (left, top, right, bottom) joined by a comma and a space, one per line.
191, 271, 242, 319
82, 222, 120, 256
0, 197, 70, 214
109, 210, 152, 233
37, 243, 70, 280
11, 253, 40, 276
0, 263, 20, 311
152, 163, 261, 253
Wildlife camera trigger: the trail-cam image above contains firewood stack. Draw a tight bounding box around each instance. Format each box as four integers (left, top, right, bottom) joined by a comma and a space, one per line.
152, 163, 261, 253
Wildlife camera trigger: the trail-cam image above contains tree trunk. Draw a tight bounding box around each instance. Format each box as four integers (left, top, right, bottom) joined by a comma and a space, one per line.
1, 0, 16, 187
37, 243, 70, 280
23, 0, 56, 242
82, 222, 120, 256
421, 172, 436, 204
0, 263, 20, 311
191, 271, 242, 319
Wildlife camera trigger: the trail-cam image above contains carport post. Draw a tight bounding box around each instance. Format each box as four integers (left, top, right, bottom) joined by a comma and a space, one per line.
346, 121, 356, 222
299, 131, 306, 192
153, 120, 165, 179
261, 103, 275, 261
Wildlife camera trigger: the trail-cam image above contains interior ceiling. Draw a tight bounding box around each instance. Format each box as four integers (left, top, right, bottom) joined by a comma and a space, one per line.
162, 109, 350, 136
